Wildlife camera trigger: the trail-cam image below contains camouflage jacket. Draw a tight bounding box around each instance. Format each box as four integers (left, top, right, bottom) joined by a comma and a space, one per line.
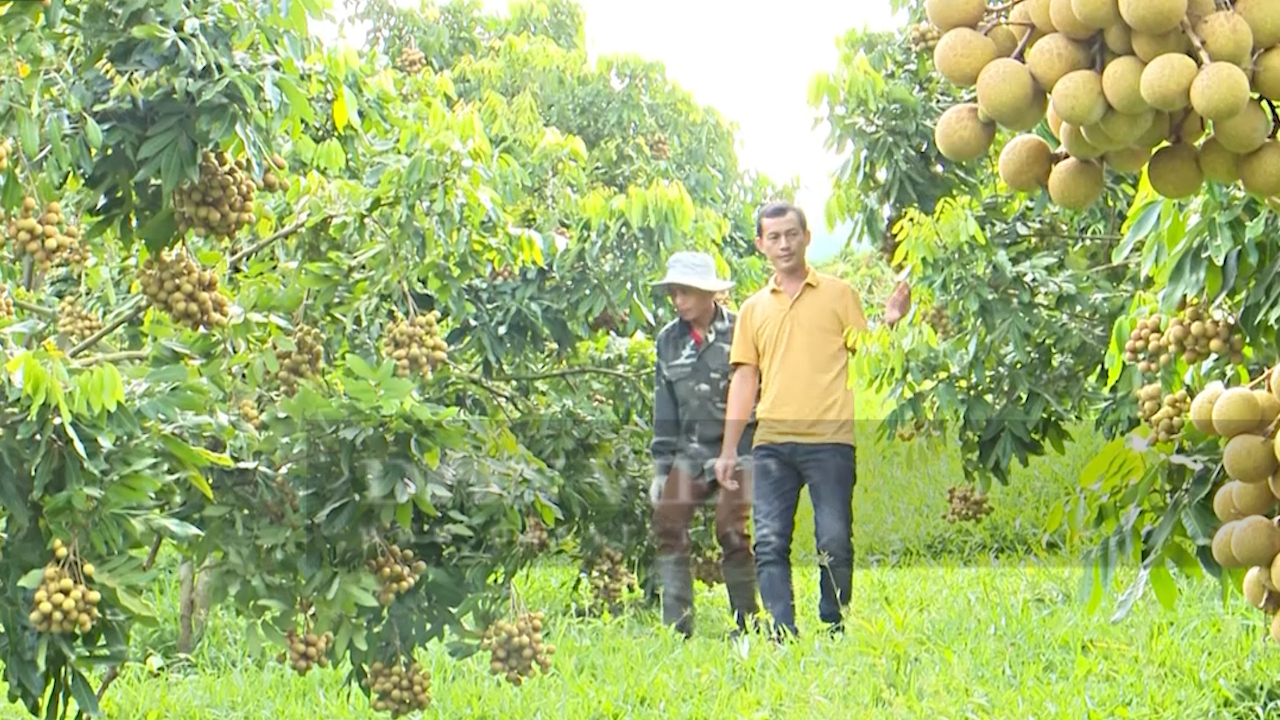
651, 304, 756, 481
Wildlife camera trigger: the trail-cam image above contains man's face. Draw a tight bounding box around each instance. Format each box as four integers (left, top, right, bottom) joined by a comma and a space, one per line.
755, 211, 810, 275
669, 285, 715, 322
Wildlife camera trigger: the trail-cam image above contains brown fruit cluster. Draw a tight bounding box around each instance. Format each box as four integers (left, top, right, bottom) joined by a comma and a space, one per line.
380, 311, 449, 379
1162, 301, 1244, 365
264, 475, 299, 522
173, 150, 258, 239
260, 153, 291, 194
5, 196, 82, 271
590, 308, 629, 332
138, 249, 231, 330
481, 611, 555, 686
0, 284, 14, 320
0, 138, 11, 171
56, 297, 102, 344
691, 546, 723, 587
1136, 383, 1190, 442
398, 46, 427, 74
27, 538, 102, 635
1124, 302, 1243, 373
489, 265, 514, 281
910, 21, 942, 51
273, 324, 324, 395
943, 484, 992, 523
278, 629, 333, 676
519, 514, 549, 552
367, 544, 426, 606
647, 133, 670, 160
587, 546, 636, 609
925, 304, 951, 337
925, 0, 1280, 209
363, 659, 431, 716
239, 398, 261, 428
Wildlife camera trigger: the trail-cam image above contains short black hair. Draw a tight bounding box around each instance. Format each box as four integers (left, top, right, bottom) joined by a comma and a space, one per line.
755, 201, 807, 238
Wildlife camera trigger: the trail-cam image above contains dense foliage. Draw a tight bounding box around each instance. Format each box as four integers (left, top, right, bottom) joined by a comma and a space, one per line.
0, 0, 782, 716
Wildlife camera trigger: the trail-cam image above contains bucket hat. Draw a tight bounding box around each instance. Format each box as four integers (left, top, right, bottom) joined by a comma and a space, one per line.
650, 251, 734, 293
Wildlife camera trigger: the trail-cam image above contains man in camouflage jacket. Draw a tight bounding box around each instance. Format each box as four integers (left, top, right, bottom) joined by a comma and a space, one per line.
649, 251, 760, 637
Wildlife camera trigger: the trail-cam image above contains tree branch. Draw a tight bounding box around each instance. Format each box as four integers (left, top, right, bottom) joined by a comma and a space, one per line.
226, 212, 317, 269
1180, 17, 1212, 66
494, 366, 645, 382
66, 297, 149, 359
143, 535, 163, 570
13, 299, 55, 317
71, 350, 150, 367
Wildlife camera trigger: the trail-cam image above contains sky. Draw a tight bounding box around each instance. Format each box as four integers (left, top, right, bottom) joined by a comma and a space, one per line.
316, 0, 904, 259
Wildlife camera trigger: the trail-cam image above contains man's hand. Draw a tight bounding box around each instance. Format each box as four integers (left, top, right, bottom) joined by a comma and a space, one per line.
714, 452, 739, 491
649, 473, 666, 504
884, 280, 911, 327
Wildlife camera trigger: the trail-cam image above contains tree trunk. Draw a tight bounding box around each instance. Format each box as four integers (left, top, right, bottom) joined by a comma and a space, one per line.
177, 560, 195, 655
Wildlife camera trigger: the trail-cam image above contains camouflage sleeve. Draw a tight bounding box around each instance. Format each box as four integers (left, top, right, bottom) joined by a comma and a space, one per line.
651, 357, 679, 478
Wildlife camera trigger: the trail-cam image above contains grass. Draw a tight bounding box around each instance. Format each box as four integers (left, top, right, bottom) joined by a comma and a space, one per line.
6, 386, 1280, 719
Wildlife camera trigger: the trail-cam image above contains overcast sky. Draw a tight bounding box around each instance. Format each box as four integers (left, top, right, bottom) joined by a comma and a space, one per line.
318, 1, 903, 254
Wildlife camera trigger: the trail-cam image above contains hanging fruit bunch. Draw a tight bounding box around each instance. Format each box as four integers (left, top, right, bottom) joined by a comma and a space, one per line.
481, 606, 555, 686
943, 485, 993, 523
27, 538, 103, 636
363, 658, 431, 716
366, 541, 426, 607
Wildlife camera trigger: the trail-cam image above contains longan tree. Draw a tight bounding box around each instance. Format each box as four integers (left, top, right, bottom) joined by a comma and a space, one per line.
816, 0, 1280, 624
0, 0, 777, 716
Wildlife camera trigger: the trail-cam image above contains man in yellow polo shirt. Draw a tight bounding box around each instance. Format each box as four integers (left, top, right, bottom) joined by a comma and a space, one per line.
714, 201, 905, 639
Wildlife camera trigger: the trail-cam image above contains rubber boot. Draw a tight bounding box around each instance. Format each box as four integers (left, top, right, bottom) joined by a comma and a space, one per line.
722, 555, 761, 636
656, 553, 695, 638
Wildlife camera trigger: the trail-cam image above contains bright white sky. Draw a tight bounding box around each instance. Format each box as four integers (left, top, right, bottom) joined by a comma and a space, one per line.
317, 1, 903, 251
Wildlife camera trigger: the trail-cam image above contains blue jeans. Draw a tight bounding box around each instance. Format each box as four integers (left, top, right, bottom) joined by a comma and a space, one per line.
751, 442, 856, 635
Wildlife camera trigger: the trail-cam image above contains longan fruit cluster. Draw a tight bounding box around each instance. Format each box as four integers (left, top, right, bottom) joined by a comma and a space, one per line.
398, 46, 427, 74
691, 546, 723, 587
590, 309, 629, 332
380, 311, 448, 379
1125, 302, 1244, 373
138, 249, 231, 330
259, 154, 290, 193
646, 133, 670, 160
925, 304, 951, 337
278, 629, 334, 676
587, 546, 636, 608
489, 265, 514, 281
1124, 314, 1166, 372
1137, 384, 1190, 443
239, 398, 261, 428
1162, 301, 1244, 365
366, 544, 426, 606
481, 611, 555, 686
27, 538, 102, 635
519, 514, 549, 552
909, 21, 941, 51
363, 659, 431, 717
5, 197, 82, 271
943, 485, 992, 524
0, 284, 13, 320
55, 297, 101, 344
274, 324, 324, 396
173, 150, 257, 239
0, 138, 11, 171
264, 475, 299, 522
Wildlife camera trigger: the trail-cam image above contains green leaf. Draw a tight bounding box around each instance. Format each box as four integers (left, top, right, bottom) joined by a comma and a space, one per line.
83, 114, 103, 150
1148, 561, 1179, 611
140, 515, 205, 540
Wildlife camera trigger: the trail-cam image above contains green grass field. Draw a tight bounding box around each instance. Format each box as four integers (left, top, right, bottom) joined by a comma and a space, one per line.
6, 388, 1280, 719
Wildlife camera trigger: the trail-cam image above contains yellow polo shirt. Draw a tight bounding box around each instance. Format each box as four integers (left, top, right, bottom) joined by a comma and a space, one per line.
729, 266, 867, 446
